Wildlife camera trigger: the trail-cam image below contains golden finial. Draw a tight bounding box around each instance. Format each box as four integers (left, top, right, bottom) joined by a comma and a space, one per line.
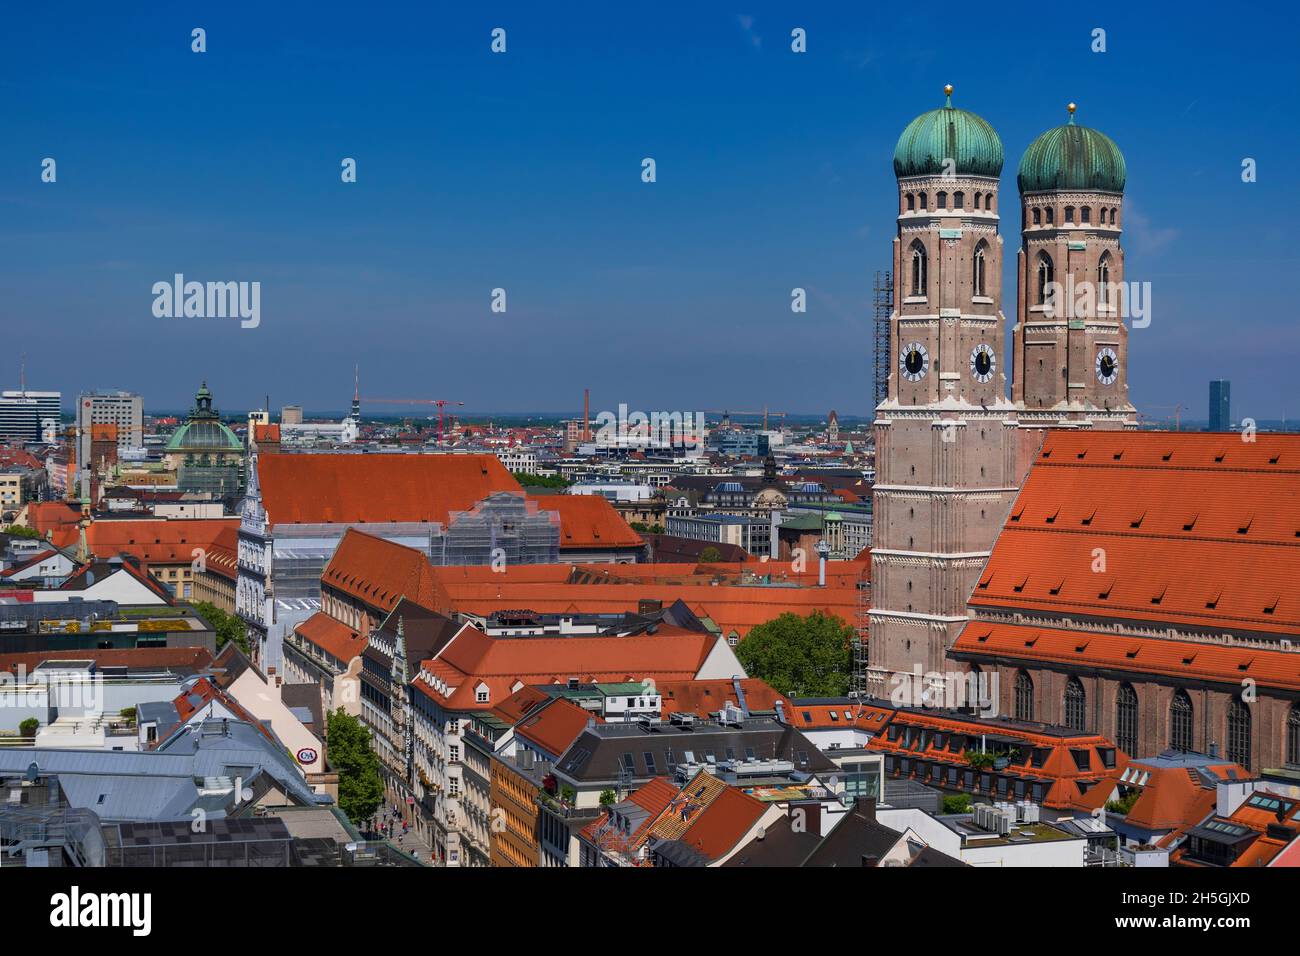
944, 84, 953, 107
1067, 102, 1077, 125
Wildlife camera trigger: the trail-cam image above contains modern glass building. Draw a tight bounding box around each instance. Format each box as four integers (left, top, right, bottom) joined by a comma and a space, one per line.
1209, 380, 1231, 432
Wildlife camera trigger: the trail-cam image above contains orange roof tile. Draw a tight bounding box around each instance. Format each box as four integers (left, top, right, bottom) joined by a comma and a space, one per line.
953, 621, 1300, 695
294, 611, 365, 663
412, 626, 723, 711
971, 431, 1300, 637
514, 698, 601, 758
321, 528, 441, 614
674, 781, 767, 862
256, 453, 521, 526
656, 678, 786, 717
528, 495, 643, 550
50, 518, 238, 566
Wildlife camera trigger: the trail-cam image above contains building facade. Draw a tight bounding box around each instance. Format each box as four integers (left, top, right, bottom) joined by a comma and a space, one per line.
868, 87, 1024, 699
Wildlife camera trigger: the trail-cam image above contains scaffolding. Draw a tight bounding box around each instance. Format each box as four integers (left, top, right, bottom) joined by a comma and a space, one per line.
872, 270, 893, 409
851, 562, 870, 700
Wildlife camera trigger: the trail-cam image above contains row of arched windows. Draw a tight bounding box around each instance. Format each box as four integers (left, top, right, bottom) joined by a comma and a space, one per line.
904, 190, 996, 213
1033, 251, 1114, 306
1029, 205, 1119, 227
907, 239, 991, 299
1010, 672, 1269, 770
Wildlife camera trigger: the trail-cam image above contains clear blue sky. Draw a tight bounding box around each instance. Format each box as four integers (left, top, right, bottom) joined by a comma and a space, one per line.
2, 1, 1294, 421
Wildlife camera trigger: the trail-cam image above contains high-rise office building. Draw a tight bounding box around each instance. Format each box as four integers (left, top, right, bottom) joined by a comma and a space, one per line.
1, 390, 60, 431
77, 391, 144, 450
0, 395, 40, 443
1209, 380, 1231, 432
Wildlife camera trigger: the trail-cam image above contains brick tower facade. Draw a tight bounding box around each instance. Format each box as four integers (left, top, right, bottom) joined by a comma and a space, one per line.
867, 87, 1023, 700
1013, 105, 1136, 428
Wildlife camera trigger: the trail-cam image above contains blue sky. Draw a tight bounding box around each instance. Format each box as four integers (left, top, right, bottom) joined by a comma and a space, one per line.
2, 1, 1295, 421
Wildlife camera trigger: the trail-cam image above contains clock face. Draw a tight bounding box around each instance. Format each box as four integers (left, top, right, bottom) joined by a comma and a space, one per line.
1096, 347, 1119, 386
900, 342, 929, 382
969, 344, 995, 383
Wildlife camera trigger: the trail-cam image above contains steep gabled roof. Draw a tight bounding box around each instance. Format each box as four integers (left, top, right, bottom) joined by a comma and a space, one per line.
529, 494, 643, 550
970, 431, 1300, 637
255, 453, 521, 526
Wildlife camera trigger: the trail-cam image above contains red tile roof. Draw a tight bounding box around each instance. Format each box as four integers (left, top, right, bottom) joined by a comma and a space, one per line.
321, 528, 440, 614
514, 698, 601, 758
656, 678, 786, 717
953, 621, 1300, 695
256, 453, 521, 526
412, 626, 724, 711
49, 518, 238, 566
674, 781, 767, 862
202, 525, 239, 582
866, 707, 1128, 811
970, 430, 1300, 637
21, 501, 82, 536
294, 611, 365, 664
579, 776, 680, 864
528, 495, 643, 550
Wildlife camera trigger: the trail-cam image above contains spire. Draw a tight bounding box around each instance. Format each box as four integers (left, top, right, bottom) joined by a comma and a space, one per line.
1067, 102, 1077, 125
351, 365, 361, 420
944, 83, 953, 108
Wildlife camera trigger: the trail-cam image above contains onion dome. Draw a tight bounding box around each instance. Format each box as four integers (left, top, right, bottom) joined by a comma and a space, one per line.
1018, 103, 1126, 194
894, 85, 1004, 179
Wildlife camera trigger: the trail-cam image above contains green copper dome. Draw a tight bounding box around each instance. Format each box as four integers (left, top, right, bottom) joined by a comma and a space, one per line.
1018, 107, 1126, 194
893, 86, 1004, 179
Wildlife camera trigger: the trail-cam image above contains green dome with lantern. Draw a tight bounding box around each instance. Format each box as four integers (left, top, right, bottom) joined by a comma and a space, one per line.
893, 85, 1005, 179
1018, 104, 1126, 194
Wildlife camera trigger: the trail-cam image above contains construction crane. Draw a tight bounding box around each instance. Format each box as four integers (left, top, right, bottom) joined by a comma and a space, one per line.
703, 408, 788, 431
364, 398, 466, 445
1138, 403, 1185, 431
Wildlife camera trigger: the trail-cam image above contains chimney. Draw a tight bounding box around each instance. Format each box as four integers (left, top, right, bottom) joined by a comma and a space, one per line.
855, 796, 877, 821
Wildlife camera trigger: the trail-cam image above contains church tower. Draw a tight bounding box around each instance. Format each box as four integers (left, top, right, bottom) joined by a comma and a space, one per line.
868, 87, 1023, 700
1013, 105, 1135, 427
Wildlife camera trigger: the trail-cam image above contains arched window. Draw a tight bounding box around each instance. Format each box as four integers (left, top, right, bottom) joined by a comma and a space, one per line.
1032, 207, 1041, 226
937, 190, 948, 209
1110, 207, 1118, 224
1045, 207, 1055, 224
910, 241, 927, 297
1228, 696, 1251, 769
1014, 671, 1034, 721
1098, 253, 1112, 307
1171, 690, 1193, 751
1035, 252, 1055, 305
906, 193, 915, 211
1065, 205, 1075, 223
918, 191, 927, 210
1064, 677, 1086, 731
974, 192, 982, 210
986, 192, 995, 211
1288, 705, 1300, 767
1081, 206, 1091, 224
1116, 684, 1138, 754
954, 190, 964, 209
972, 241, 988, 297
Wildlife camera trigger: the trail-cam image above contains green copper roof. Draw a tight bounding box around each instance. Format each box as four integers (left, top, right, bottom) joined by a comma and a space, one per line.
165, 419, 242, 452
894, 87, 1004, 179
1018, 109, 1126, 194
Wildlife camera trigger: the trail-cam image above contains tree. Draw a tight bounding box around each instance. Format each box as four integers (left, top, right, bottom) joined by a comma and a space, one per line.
514, 472, 570, 489
698, 546, 722, 564
3, 525, 42, 540
18, 717, 39, 738
734, 611, 854, 698
942, 793, 973, 814
326, 709, 384, 826
191, 601, 251, 656
599, 788, 617, 806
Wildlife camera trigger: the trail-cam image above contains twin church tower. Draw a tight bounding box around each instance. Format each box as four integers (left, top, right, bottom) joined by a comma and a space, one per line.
868, 86, 1135, 697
